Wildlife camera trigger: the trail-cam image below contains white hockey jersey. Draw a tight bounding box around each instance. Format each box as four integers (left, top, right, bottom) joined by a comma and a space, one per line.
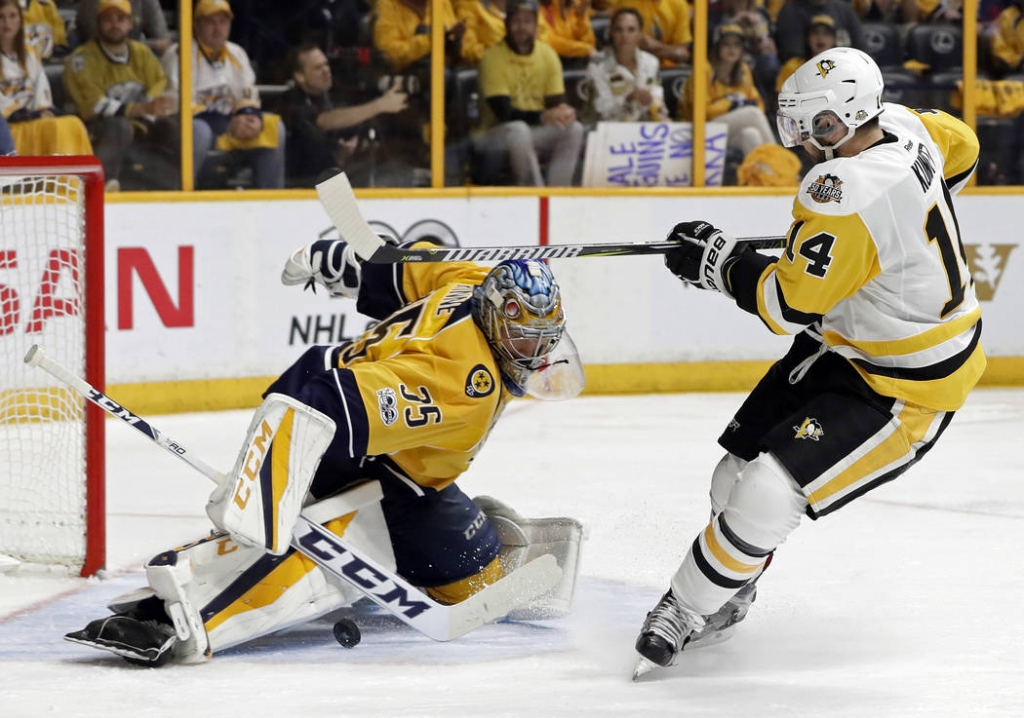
0, 51, 51, 116
161, 40, 260, 116
750, 103, 984, 411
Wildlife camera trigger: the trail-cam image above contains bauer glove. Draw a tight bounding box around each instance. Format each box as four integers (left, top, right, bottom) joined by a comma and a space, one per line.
281, 239, 362, 299
664, 220, 742, 297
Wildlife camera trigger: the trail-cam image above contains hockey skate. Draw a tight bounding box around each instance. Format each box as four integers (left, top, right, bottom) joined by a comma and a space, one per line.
632, 590, 704, 680
687, 582, 757, 650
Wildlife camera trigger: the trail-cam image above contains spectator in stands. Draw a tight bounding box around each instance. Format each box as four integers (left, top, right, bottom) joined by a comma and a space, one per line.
678, 24, 776, 162
775, 13, 836, 91
75, 0, 172, 57
715, 0, 779, 97
988, 0, 1024, 75
19, 0, 68, 61
0, 114, 14, 154
774, 0, 863, 63
373, 0, 472, 184
457, 0, 508, 64
228, 0, 371, 84
915, 0, 961, 22
587, 7, 666, 121
851, 0, 919, 23
64, 0, 179, 190
161, 0, 286, 189
0, 0, 92, 155
609, 0, 692, 66
538, 0, 599, 65
473, 0, 584, 185
373, 0, 471, 72
280, 40, 409, 187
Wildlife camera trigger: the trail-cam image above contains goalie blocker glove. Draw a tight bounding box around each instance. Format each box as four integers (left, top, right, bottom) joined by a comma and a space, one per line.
664, 220, 744, 298
282, 239, 363, 298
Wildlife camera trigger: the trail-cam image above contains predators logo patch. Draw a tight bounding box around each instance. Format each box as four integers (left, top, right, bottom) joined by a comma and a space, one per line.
376, 388, 398, 426
807, 174, 843, 204
466, 365, 495, 398
793, 417, 825, 441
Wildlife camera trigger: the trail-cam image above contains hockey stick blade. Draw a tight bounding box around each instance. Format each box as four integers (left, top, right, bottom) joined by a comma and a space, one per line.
25, 344, 563, 642
295, 517, 562, 641
314, 172, 785, 263
315, 171, 386, 261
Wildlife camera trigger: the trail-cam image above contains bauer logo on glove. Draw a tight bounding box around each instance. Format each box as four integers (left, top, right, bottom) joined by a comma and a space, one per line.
663, 220, 741, 297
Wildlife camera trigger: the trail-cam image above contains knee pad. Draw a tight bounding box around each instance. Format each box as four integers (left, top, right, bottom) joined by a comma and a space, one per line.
722, 453, 807, 553
709, 453, 748, 516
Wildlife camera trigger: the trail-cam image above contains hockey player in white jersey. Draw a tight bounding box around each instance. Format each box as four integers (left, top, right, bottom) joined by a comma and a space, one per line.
633, 47, 985, 679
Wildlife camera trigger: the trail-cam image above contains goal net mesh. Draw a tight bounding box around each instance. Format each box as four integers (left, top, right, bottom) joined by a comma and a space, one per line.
0, 174, 91, 572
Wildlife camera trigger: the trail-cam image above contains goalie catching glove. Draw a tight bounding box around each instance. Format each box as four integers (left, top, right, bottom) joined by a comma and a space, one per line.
282, 239, 363, 298
664, 220, 744, 298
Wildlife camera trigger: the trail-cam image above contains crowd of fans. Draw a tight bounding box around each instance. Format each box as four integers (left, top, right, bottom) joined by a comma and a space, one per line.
1, 0, 1024, 188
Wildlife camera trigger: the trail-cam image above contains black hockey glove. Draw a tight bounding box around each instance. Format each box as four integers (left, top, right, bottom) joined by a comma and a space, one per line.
664, 220, 742, 297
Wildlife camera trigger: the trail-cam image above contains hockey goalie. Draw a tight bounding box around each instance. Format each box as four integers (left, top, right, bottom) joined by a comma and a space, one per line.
66, 239, 586, 666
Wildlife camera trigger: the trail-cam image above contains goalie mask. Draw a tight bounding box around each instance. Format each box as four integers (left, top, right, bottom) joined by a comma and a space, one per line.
776, 47, 884, 160
472, 259, 584, 400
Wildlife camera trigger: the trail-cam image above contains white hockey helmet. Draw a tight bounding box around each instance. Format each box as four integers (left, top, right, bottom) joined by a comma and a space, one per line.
776, 47, 884, 156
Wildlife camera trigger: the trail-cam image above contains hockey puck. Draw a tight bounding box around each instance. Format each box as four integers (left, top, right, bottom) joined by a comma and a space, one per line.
333, 618, 361, 648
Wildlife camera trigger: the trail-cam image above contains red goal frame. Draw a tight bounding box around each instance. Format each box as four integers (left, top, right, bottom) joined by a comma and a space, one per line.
0, 155, 106, 576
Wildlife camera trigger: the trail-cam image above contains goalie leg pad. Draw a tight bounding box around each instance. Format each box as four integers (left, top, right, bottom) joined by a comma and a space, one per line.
145, 550, 211, 664
164, 488, 387, 658
207, 393, 336, 556
474, 495, 584, 620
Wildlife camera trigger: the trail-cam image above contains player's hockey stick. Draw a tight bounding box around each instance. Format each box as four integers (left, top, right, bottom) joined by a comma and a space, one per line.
24, 344, 562, 642
316, 171, 786, 263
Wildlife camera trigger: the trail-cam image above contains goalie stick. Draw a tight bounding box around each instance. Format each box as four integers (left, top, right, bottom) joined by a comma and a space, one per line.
316, 171, 786, 263
24, 344, 561, 642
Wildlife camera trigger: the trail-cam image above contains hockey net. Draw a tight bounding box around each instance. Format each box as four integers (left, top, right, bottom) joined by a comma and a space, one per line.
0, 157, 105, 576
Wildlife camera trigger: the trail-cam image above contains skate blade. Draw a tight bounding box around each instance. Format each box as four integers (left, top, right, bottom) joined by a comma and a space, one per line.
631, 654, 660, 681
685, 623, 738, 651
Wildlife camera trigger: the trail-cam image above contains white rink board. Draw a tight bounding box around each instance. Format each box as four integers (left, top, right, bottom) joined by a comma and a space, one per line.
87, 193, 1024, 384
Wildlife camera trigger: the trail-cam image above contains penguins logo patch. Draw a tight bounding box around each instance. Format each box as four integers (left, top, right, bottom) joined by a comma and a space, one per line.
466, 365, 495, 398
816, 59, 836, 78
807, 174, 843, 204
793, 417, 825, 441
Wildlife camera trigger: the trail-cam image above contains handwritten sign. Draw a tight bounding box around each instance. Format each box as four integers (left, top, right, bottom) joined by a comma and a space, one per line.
582, 122, 729, 187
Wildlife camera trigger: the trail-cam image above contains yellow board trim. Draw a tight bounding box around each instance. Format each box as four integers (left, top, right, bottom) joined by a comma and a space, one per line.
105, 357, 1024, 416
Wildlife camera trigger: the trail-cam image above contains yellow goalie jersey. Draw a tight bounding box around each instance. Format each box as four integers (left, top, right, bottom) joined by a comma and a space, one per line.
749, 104, 985, 411
332, 255, 509, 492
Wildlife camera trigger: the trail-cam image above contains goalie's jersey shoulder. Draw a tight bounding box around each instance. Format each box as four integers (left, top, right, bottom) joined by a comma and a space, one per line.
341, 279, 489, 369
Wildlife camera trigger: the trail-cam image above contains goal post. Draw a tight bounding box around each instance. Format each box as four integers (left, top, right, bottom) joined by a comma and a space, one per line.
0, 156, 105, 576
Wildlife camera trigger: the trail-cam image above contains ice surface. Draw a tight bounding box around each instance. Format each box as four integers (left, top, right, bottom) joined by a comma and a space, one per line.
2, 390, 1022, 717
